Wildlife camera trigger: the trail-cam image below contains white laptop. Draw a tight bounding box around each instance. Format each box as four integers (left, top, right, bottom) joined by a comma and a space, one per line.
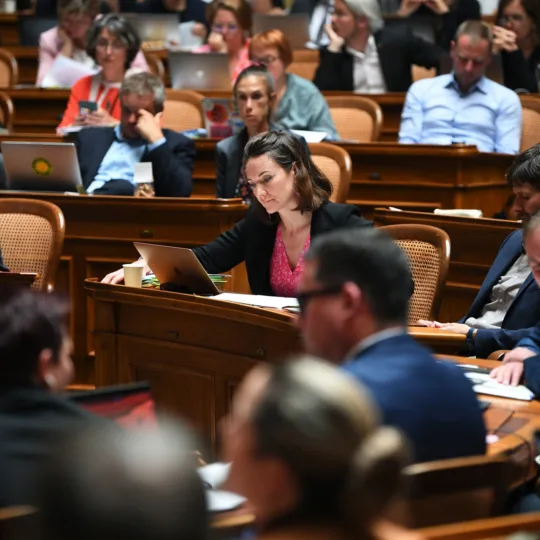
134, 242, 220, 295
1, 141, 84, 192
252, 14, 310, 49
122, 14, 180, 44
168, 51, 231, 90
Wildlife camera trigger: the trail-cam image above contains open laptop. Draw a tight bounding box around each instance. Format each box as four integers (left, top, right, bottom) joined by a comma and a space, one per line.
168, 51, 231, 90
122, 14, 180, 44
439, 53, 504, 85
252, 14, 310, 49
1, 141, 84, 192
134, 242, 220, 295
69, 382, 157, 427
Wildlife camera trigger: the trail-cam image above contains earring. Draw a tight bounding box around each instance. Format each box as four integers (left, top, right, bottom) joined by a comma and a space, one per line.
43, 373, 56, 389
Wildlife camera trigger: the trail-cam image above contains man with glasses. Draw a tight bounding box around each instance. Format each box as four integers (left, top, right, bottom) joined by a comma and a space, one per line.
399, 20, 521, 154
296, 227, 486, 463
75, 72, 195, 196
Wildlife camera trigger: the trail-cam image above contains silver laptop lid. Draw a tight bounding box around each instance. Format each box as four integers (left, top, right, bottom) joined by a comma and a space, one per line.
122, 14, 180, 43
1, 141, 83, 192
167, 51, 232, 90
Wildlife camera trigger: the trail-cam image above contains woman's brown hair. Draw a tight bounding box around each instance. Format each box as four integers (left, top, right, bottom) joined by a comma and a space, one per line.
497, 0, 540, 40
243, 131, 333, 221
205, 0, 253, 35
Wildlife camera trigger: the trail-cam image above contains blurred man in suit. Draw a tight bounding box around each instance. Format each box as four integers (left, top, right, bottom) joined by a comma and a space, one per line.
38, 420, 208, 540
420, 144, 540, 358
75, 72, 195, 196
296, 227, 486, 463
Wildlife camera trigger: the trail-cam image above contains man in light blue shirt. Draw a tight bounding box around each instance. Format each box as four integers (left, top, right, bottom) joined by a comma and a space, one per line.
399, 20, 521, 155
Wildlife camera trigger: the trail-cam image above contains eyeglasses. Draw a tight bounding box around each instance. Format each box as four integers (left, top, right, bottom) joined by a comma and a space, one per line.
296, 285, 343, 314
500, 13, 525, 22
212, 23, 239, 32
251, 55, 279, 66
96, 40, 126, 51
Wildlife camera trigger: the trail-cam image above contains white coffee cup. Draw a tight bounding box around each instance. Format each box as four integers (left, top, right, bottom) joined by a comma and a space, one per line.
123, 264, 144, 288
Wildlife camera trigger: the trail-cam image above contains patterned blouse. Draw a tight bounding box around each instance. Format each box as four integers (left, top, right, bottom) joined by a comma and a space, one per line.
270, 226, 311, 297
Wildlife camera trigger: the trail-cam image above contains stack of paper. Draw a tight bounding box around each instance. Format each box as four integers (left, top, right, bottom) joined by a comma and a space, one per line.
464, 372, 534, 401
214, 293, 298, 310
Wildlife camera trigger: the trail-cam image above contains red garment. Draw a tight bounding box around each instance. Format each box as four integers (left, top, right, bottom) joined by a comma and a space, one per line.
270, 227, 311, 297
57, 74, 122, 131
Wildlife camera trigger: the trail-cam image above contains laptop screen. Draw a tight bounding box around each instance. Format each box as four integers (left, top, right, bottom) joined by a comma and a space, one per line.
69, 382, 157, 427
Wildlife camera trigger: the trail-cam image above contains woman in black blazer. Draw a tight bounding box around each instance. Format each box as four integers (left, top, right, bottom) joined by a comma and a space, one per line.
103, 131, 372, 295
493, 0, 540, 93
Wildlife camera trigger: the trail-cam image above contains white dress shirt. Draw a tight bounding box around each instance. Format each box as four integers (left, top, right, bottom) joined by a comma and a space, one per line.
346, 35, 387, 94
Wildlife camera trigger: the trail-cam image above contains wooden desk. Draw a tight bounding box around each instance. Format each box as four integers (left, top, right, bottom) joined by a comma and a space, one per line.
0, 14, 19, 46
0, 192, 249, 382
408, 326, 465, 355
375, 210, 521, 323
7, 46, 38, 85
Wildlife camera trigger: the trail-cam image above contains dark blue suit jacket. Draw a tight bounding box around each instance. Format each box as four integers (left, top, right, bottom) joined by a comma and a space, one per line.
75, 127, 196, 197
460, 229, 540, 358
0, 248, 7, 271
342, 334, 486, 463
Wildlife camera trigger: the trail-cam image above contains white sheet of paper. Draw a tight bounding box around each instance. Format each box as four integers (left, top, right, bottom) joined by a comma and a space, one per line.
434, 209, 483, 218
178, 21, 204, 49
464, 372, 534, 401
134, 162, 154, 184
291, 129, 327, 143
214, 293, 298, 310
40, 55, 98, 89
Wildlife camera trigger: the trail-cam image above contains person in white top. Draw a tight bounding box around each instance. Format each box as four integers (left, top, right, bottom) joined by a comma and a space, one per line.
313, 0, 444, 92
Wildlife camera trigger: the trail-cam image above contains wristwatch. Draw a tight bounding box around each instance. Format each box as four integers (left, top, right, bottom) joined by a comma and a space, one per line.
466, 327, 478, 354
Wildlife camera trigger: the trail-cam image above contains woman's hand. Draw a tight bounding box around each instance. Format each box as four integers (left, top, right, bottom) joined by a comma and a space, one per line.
397, 0, 423, 17
325, 23, 345, 53
208, 31, 228, 53
492, 25, 518, 53
102, 261, 151, 285
58, 27, 74, 58
81, 109, 119, 127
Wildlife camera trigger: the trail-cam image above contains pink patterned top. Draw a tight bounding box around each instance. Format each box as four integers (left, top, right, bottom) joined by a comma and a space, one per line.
192, 41, 251, 84
270, 227, 311, 297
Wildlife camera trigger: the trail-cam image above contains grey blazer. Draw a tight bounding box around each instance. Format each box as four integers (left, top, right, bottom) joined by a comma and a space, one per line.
215, 126, 308, 199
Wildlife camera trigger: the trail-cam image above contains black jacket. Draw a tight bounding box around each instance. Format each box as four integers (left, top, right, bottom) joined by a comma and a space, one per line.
0, 386, 95, 506
501, 47, 540, 94
313, 25, 442, 92
75, 127, 196, 197
193, 201, 372, 295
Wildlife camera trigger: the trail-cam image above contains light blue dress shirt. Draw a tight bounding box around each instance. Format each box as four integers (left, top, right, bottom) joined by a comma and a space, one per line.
398, 74, 522, 154
87, 125, 166, 193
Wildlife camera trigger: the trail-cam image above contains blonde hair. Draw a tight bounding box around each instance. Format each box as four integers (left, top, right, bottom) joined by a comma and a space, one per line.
341, 0, 384, 33
252, 356, 408, 537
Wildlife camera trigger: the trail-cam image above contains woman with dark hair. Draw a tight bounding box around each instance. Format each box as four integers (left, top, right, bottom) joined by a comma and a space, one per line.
216, 64, 308, 201
103, 131, 371, 296
57, 13, 149, 132
223, 356, 414, 540
493, 0, 540, 92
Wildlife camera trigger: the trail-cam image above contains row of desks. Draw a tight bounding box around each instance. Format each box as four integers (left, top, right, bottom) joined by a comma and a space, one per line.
0, 132, 515, 217
0, 191, 519, 379
85, 279, 540, 485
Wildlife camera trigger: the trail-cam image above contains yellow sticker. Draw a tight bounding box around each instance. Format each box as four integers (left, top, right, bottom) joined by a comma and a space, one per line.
32, 158, 52, 176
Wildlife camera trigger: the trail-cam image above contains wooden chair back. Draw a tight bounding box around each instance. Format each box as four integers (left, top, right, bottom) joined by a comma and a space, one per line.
402, 455, 512, 529
421, 510, 540, 539
0, 91, 14, 131
325, 95, 383, 142
378, 224, 450, 322
520, 95, 540, 152
163, 89, 205, 132
412, 65, 436, 81
309, 142, 352, 203
0, 198, 65, 292
287, 49, 319, 81
0, 48, 18, 87
144, 53, 166, 82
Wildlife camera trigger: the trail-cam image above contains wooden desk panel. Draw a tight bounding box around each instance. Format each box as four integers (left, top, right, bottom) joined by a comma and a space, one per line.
375, 210, 520, 323
0, 14, 19, 46
0, 192, 248, 382
8, 46, 38, 84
